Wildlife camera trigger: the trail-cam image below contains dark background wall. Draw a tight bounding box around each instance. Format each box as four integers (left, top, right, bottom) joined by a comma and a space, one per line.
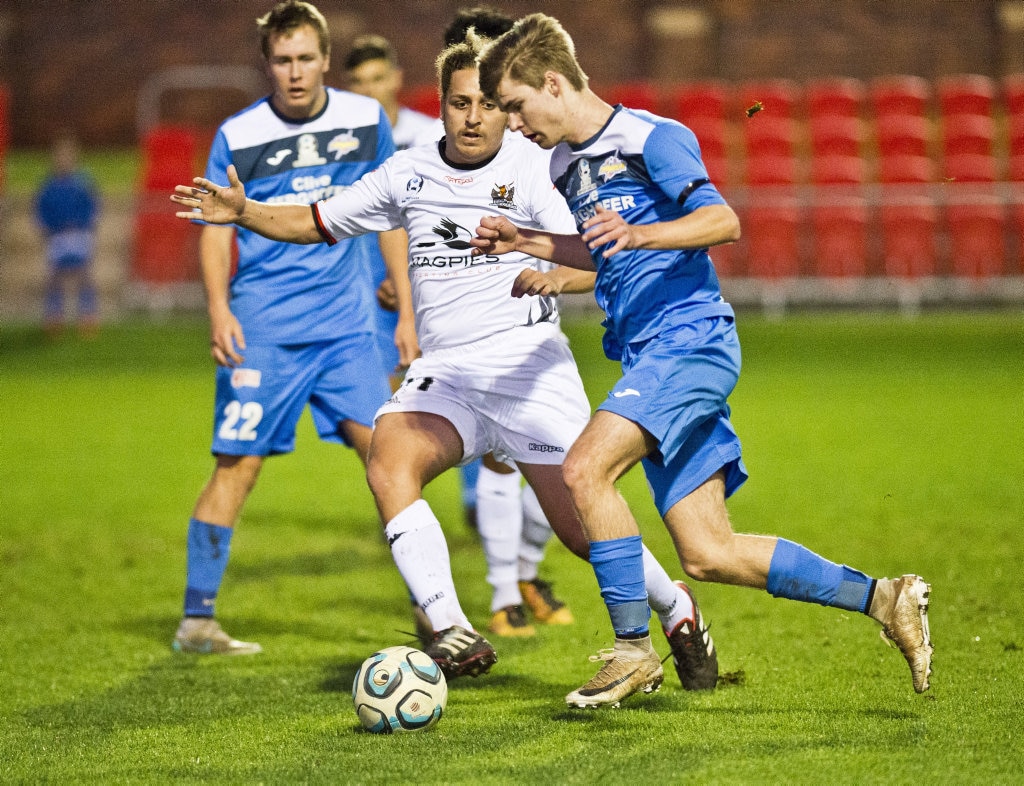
2, 0, 1022, 147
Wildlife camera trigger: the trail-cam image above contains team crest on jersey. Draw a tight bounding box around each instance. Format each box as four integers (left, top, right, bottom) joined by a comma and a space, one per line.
598, 154, 627, 182
490, 182, 516, 209
231, 369, 262, 389
326, 131, 360, 161
406, 176, 424, 193
574, 160, 597, 197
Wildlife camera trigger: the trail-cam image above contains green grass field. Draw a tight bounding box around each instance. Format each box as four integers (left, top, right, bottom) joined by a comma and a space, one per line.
1, 312, 1022, 783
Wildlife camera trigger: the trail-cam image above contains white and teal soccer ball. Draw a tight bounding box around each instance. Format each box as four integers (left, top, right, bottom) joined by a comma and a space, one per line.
352, 645, 447, 733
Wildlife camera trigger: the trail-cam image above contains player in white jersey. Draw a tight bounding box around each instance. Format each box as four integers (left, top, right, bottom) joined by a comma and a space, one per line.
346, 17, 573, 639
172, 32, 719, 688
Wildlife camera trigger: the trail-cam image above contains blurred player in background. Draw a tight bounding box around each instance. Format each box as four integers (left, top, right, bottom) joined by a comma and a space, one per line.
171, 32, 719, 693
344, 34, 437, 151
475, 12, 933, 707
34, 133, 99, 338
172, 0, 413, 656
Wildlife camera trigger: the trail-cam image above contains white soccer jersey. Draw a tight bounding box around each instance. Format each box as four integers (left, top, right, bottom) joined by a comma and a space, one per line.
314, 132, 577, 353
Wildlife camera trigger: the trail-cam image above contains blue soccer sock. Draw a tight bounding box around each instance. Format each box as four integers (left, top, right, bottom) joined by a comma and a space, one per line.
766, 538, 875, 613
183, 518, 234, 617
590, 535, 650, 637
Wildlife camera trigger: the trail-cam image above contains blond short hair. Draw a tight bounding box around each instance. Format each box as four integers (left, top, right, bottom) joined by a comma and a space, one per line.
478, 13, 587, 100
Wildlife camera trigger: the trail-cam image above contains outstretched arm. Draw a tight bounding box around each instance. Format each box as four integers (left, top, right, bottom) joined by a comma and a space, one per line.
171, 165, 323, 244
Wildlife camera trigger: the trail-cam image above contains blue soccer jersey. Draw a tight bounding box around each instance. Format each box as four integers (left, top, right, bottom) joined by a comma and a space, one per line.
204, 88, 395, 345
549, 106, 734, 359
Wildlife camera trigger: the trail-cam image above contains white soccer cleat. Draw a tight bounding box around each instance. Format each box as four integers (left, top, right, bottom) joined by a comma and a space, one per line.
172, 617, 263, 656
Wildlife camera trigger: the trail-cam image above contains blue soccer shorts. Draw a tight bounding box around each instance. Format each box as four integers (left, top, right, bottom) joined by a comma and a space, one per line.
210, 331, 391, 457
598, 315, 748, 516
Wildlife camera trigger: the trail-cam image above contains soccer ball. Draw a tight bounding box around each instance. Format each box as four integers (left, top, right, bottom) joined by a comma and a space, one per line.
352, 645, 447, 733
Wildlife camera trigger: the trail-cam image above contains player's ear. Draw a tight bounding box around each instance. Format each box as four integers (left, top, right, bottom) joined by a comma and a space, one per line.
544, 71, 561, 97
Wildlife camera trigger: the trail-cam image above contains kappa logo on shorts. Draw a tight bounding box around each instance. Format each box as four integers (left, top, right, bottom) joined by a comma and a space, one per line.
529, 442, 564, 453
231, 369, 262, 389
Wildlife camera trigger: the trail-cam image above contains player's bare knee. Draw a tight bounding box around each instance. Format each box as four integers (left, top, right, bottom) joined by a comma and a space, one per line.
676, 543, 728, 583
561, 449, 599, 499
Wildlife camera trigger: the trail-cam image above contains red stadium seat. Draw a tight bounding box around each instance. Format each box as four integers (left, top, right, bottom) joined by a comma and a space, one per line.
1009, 154, 1024, 182
686, 114, 729, 161
870, 75, 931, 118
945, 200, 1006, 277
132, 209, 203, 284
944, 151, 998, 183
738, 79, 801, 119
741, 152, 802, 278
876, 113, 931, 158
139, 125, 200, 191
806, 77, 866, 119
743, 114, 797, 159
666, 80, 729, 123
938, 74, 996, 118
941, 113, 995, 159
942, 154, 1006, 277
741, 200, 803, 279
745, 152, 798, 186
877, 155, 938, 278
701, 153, 731, 188
1008, 114, 1024, 158
809, 114, 864, 158
809, 155, 869, 277
878, 153, 936, 185
602, 81, 660, 113
810, 153, 866, 185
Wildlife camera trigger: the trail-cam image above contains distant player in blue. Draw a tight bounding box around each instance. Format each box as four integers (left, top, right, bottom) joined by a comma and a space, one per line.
172, 0, 412, 656
475, 13, 933, 707
34, 134, 99, 337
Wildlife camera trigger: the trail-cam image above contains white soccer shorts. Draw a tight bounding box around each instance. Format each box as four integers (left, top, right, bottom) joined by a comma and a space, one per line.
375, 322, 590, 466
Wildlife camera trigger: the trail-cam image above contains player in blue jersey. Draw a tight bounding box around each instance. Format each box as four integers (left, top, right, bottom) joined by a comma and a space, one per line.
172, 0, 413, 656
34, 133, 100, 338
474, 13, 933, 706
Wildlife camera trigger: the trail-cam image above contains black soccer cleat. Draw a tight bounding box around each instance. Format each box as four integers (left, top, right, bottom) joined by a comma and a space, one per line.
424, 625, 497, 680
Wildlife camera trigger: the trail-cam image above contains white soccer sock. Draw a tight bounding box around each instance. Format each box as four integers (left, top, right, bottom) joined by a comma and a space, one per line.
518, 483, 553, 583
385, 499, 472, 631
642, 545, 695, 633
476, 465, 524, 612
